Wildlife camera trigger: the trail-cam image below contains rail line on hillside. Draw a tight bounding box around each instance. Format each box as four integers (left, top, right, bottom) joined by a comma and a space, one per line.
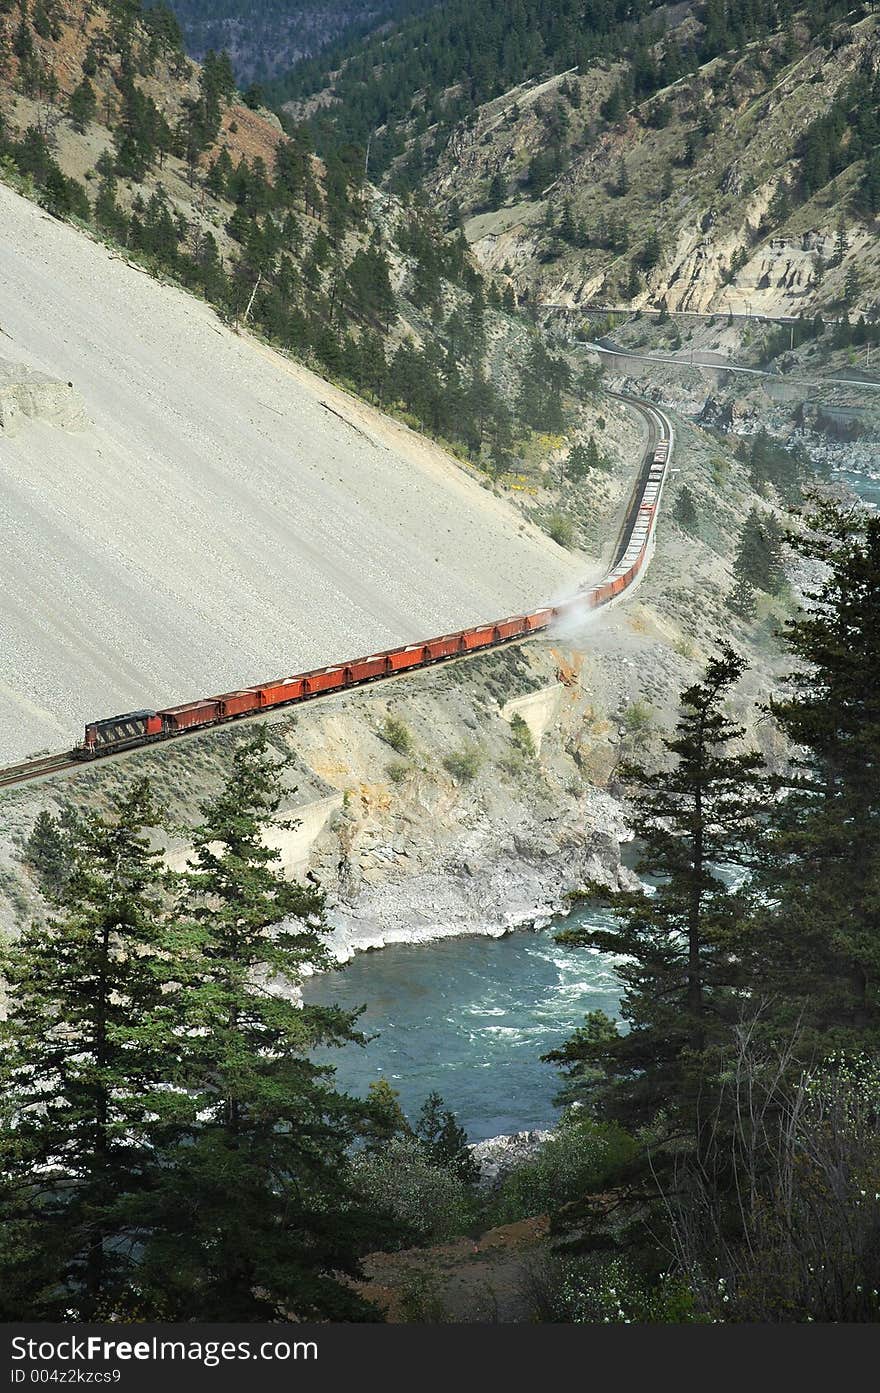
0, 753, 79, 790
0, 393, 673, 790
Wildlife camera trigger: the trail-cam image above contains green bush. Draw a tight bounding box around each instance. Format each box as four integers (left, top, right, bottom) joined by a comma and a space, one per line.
621, 700, 654, 747
510, 712, 536, 758
547, 512, 576, 548
531, 1254, 701, 1323
382, 714, 413, 754
710, 456, 728, 488
387, 760, 409, 784
488, 1114, 637, 1224
353, 1137, 479, 1245
443, 744, 482, 782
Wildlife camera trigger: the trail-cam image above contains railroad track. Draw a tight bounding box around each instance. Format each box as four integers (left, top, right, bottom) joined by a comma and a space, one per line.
606, 391, 664, 570
0, 753, 79, 790
0, 391, 673, 792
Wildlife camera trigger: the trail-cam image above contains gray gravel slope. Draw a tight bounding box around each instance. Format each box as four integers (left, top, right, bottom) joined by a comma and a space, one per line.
0, 185, 588, 761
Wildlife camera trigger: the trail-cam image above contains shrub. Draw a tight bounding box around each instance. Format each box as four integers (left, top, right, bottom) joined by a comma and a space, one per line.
443, 744, 482, 782
382, 714, 412, 754
547, 512, 575, 548
510, 713, 536, 758
673, 485, 698, 530
528, 1254, 700, 1323
353, 1137, 479, 1245
710, 456, 728, 487
621, 699, 654, 747
489, 1114, 638, 1224
387, 760, 409, 784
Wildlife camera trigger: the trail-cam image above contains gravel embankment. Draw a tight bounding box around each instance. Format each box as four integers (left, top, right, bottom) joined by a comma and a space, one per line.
0, 184, 588, 761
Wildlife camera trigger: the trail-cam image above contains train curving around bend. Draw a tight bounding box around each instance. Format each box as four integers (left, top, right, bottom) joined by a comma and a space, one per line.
78, 400, 672, 761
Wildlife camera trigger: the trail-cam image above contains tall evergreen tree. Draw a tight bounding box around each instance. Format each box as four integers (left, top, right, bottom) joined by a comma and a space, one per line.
414, 1091, 478, 1184
547, 648, 767, 1144
486, 169, 506, 210
754, 502, 880, 1045
137, 729, 397, 1320
67, 78, 97, 134
0, 782, 171, 1320
727, 571, 757, 622
733, 507, 786, 595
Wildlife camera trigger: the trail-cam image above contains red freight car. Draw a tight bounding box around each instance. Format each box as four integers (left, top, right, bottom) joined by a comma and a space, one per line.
524, 610, 552, 631
494, 617, 527, 641
388, 644, 429, 672
252, 677, 305, 707
424, 633, 464, 661
159, 699, 222, 731
302, 665, 346, 697
461, 625, 495, 652
345, 654, 390, 684
213, 690, 261, 719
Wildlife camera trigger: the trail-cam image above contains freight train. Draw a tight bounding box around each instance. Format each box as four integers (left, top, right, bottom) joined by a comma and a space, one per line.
77, 416, 671, 761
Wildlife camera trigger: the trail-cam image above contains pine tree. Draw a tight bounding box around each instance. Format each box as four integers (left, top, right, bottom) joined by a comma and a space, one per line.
547, 647, 767, 1142
558, 197, 576, 244
486, 169, 506, 210
843, 265, 861, 309
24, 808, 68, 898
755, 503, 880, 1046
415, 1092, 479, 1183
640, 227, 661, 270
137, 729, 397, 1320
363, 1080, 411, 1152
727, 572, 757, 621
0, 782, 172, 1320
673, 484, 698, 530
733, 507, 786, 595
68, 78, 97, 134
626, 261, 642, 299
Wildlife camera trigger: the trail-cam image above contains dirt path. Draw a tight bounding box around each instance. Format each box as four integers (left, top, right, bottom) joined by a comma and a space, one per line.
358, 1215, 552, 1323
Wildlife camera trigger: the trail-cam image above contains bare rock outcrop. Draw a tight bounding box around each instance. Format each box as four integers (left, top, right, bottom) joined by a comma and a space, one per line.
0, 359, 87, 434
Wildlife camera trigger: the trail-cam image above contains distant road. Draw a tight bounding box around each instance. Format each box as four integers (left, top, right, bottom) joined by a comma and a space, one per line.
542, 302, 878, 328
580, 339, 880, 394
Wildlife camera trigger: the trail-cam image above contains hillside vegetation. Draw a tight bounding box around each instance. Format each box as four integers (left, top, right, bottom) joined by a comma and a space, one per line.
166, 0, 436, 88
273, 0, 880, 320
0, 0, 605, 473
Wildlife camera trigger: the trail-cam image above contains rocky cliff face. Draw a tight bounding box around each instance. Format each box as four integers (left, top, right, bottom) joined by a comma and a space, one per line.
424, 14, 880, 320
0, 358, 86, 434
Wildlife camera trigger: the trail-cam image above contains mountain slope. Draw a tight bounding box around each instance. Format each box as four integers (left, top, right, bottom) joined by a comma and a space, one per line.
429, 9, 880, 318
0, 181, 587, 762
167, 0, 437, 88
0, 0, 578, 469
273, 0, 880, 320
